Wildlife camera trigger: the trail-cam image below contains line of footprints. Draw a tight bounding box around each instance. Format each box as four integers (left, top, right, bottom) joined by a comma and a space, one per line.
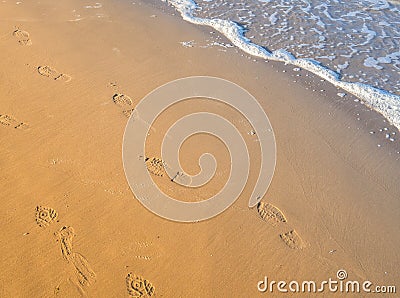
35, 205, 155, 297
138, 153, 305, 250
13, 28, 72, 82
12, 27, 150, 296
1, 28, 72, 132
10, 28, 144, 131
14, 24, 299, 296
140, 157, 305, 250
257, 202, 306, 249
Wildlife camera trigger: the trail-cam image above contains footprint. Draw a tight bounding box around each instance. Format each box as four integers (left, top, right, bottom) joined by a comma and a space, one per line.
257, 202, 287, 226
112, 93, 133, 107
122, 108, 136, 118
35, 205, 58, 228
131, 241, 164, 261
55, 226, 96, 291
13, 29, 32, 46
144, 157, 166, 177
109, 87, 135, 117
37, 66, 72, 82
256, 202, 304, 249
38, 65, 58, 78
0, 114, 16, 126
55, 226, 75, 261
0, 114, 29, 130
70, 252, 96, 287
126, 273, 155, 297
280, 230, 306, 249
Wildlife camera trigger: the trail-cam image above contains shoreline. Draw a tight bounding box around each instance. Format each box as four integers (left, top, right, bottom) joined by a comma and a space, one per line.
0, 0, 399, 296
155, 0, 400, 131
147, 0, 400, 151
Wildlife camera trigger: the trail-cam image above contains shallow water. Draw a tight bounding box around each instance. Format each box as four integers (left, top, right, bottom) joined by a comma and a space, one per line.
194, 0, 400, 95
161, 0, 400, 129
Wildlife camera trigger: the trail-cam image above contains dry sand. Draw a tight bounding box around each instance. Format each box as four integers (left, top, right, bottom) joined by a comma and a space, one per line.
0, 0, 399, 297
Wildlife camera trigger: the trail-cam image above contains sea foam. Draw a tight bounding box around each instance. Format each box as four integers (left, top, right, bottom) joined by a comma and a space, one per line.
163, 0, 400, 130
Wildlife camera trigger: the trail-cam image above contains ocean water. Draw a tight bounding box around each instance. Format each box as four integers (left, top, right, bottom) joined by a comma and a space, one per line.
160, 0, 400, 130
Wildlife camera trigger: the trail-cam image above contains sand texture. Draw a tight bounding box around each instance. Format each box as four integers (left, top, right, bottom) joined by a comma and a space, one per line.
0, 0, 399, 296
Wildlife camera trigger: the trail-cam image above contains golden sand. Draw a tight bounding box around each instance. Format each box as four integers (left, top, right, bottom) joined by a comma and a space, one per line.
0, 0, 399, 296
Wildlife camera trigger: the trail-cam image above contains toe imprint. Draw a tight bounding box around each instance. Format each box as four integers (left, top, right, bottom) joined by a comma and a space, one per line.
0, 114, 29, 130
257, 202, 287, 226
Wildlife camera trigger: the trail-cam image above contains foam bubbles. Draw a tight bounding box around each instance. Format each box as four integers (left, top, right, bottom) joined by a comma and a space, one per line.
164, 0, 400, 130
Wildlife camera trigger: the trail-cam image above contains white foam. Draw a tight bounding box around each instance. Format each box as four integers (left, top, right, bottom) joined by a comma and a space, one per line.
337, 61, 350, 71
180, 40, 195, 47
365, 0, 391, 10
268, 12, 278, 25
84, 3, 102, 9
360, 24, 377, 46
364, 57, 383, 70
377, 56, 392, 64
165, 0, 400, 130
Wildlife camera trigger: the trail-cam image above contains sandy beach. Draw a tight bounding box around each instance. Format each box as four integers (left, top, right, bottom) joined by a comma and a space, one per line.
0, 0, 399, 296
